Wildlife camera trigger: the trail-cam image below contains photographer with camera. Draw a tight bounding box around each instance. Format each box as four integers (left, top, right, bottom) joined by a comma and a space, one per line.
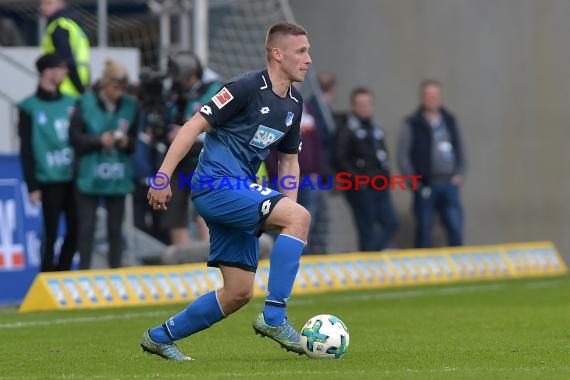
70, 59, 139, 269
161, 51, 222, 246
129, 69, 169, 245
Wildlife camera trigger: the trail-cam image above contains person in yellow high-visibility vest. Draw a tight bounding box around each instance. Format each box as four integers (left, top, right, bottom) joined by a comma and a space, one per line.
40, 0, 90, 97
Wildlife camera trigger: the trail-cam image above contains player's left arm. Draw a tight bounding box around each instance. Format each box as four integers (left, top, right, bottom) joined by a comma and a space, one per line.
277, 152, 300, 202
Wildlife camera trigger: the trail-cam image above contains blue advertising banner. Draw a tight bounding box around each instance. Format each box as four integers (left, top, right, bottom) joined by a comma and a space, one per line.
0, 154, 42, 305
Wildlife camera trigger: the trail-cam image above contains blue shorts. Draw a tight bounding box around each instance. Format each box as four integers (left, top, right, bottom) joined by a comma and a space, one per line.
192, 179, 284, 272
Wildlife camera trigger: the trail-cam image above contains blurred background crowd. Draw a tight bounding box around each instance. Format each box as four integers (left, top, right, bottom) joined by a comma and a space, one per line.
2, 0, 568, 271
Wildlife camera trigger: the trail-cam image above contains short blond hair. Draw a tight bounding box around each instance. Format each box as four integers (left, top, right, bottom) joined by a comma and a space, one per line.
265, 22, 307, 62
100, 59, 128, 86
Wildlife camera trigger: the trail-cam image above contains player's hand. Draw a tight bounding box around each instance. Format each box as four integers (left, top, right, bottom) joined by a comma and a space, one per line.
100, 132, 115, 148
117, 135, 129, 149
147, 185, 172, 211
29, 190, 42, 204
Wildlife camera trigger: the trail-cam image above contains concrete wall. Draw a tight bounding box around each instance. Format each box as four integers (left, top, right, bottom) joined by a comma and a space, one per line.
290, 0, 570, 260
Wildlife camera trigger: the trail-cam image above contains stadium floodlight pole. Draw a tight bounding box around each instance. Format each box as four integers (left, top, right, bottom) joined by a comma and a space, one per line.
98, 0, 108, 47
159, 11, 171, 70
179, 1, 191, 51
38, 15, 46, 46
193, 0, 209, 65
150, 0, 178, 69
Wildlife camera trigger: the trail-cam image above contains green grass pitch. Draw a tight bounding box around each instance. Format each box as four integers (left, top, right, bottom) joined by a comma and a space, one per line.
1, 276, 569, 379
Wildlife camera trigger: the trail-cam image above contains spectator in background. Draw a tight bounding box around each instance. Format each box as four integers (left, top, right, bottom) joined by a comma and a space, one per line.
307, 72, 339, 171
40, 0, 90, 97
334, 87, 399, 251
18, 52, 77, 272
70, 59, 139, 269
130, 100, 169, 245
303, 72, 340, 254
266, 103, 326, 254
398, 80, 466, 248
162, 51, 222, 246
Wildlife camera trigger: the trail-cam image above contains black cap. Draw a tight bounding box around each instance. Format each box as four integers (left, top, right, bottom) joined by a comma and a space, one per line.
35, 52, 67, 73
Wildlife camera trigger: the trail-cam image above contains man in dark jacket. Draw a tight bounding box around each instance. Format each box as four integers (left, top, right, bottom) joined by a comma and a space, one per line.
398, 80, 466, 248
334, 87, 399, 251
162, 51, 222, 246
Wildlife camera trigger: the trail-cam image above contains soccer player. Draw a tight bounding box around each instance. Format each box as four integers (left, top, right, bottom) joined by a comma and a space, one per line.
141, 22, 312, 360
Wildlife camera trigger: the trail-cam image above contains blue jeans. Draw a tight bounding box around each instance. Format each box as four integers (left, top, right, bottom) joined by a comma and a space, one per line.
413, 181, 463, 248
345, 188, 399, 251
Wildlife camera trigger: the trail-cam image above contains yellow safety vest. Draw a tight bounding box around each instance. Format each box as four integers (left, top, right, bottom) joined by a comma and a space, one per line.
42, 17, 90, 97
257, 162, 269, 185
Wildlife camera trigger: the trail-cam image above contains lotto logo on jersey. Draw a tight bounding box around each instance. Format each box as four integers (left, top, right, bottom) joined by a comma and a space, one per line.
250, 125, 284, 149
212, 87, 234, 109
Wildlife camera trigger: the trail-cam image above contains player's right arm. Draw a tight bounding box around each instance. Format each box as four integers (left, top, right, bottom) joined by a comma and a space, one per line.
149, 74, 254, 210
148, 113, 211, 210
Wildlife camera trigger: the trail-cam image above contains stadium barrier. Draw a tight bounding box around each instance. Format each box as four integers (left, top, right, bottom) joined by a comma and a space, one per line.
19, 241, 567, 312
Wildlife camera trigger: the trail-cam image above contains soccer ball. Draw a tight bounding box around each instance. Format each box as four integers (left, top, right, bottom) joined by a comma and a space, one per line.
300, 314, 350, 359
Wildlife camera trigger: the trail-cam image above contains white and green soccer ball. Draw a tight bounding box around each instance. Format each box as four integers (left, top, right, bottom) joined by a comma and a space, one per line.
300, 314, 350, 359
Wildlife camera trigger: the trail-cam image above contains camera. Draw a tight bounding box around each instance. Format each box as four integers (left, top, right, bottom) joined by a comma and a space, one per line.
138, 67, 169, 146
113, 129, 125, 143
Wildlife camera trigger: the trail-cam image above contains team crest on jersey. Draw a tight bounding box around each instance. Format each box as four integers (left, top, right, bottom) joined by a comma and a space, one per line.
250, 125, 284, 149
212, 87, 234, 109
285, 112, 294, 127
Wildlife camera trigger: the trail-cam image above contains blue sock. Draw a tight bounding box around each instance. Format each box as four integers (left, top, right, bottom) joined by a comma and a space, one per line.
263, 234, 305, 327
149, 290, 225, 343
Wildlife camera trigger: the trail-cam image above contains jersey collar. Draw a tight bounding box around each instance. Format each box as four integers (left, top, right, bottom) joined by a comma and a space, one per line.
261, 69, 298, 103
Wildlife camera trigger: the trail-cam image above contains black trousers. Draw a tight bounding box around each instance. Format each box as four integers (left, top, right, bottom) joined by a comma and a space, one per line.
132, 182, 169, 244
76, 192, 126, 269
344, 188, 399, 251
39, 181, 78, 272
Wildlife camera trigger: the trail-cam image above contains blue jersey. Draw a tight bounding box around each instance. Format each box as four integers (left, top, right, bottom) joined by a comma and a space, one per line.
193, 69, 303, 185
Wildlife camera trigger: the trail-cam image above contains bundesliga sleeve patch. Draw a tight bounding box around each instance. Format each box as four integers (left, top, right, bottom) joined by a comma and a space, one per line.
211, 87, 234, 109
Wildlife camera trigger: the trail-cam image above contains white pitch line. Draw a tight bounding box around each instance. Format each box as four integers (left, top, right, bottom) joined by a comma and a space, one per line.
288, 282, 506, 306
524, 278, 568, 289
0, 279, 558, 330
0, 310, 169, 329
